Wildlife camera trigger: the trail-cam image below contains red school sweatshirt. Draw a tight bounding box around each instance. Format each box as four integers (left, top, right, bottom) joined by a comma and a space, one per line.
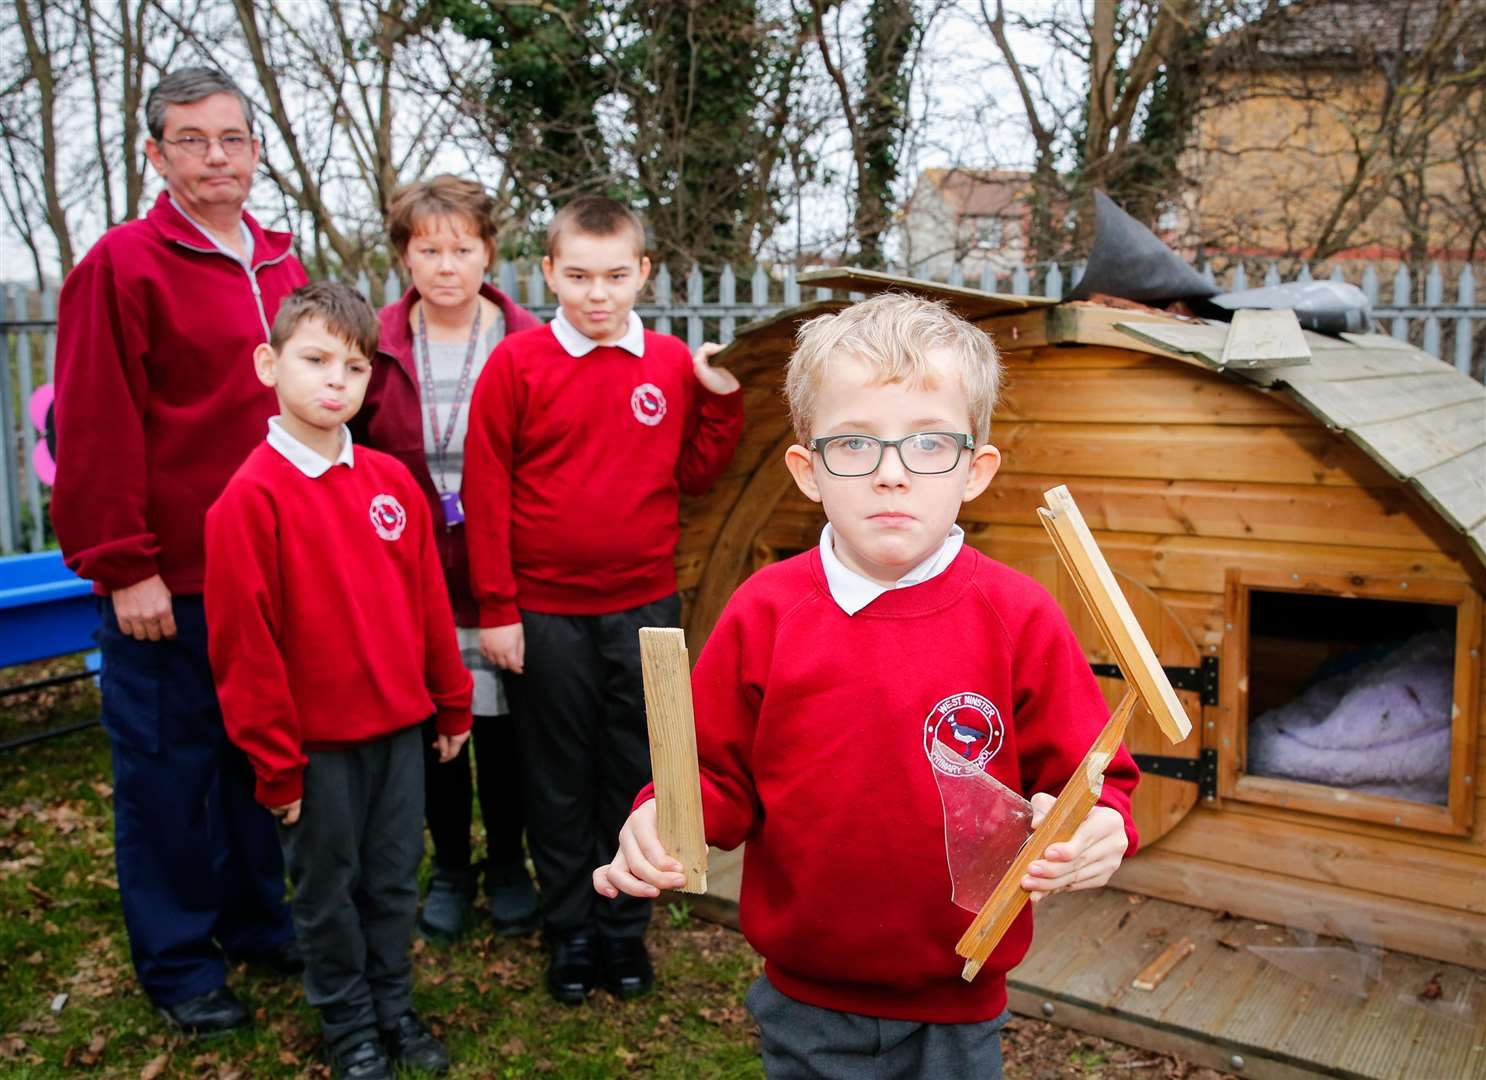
640, 546, 1140, 1024
51, 192, 307, 594
463, 325, 744, 625
205, 442, 473, 808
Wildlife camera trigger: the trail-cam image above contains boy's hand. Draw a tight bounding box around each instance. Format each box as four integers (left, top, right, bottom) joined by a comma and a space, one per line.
1021, 797, 1128, 903
593, 800, 687, 898
434, 730, 470, 763
480, 623, 524, 673
692, 342, 740, 395
271, 799, 302, 826
112, 575, 177, 641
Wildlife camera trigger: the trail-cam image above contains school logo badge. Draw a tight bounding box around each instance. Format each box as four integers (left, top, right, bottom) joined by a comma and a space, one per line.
923, 691, 1005, 777
630, 383, 667, 426
369, 494, 406, 541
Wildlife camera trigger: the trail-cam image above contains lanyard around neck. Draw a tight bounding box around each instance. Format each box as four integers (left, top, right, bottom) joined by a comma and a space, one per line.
415, 301, 483, 491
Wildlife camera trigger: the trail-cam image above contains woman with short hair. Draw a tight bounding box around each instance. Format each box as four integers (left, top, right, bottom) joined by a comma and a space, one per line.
356, 175, 540, 941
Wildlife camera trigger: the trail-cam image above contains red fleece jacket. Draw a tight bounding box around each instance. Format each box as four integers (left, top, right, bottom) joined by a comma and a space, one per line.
205, 442, 473, 808
463, 325, 744, 624
51, 191, 307, 594
638, 546, 1139, 1024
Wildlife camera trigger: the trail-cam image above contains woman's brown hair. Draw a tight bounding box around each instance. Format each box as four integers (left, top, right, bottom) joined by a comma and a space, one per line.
386, 175, 500, 267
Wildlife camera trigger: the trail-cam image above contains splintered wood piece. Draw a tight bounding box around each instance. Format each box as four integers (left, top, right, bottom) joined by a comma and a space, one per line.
1039, 486, 1192, 743
1131, 937, 1196, 991
638, 628, 708, 893
956, 690, 1137, 981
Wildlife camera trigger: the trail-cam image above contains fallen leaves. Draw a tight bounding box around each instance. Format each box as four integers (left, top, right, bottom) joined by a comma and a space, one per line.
696, 1003, 749, 1026
62, 1030, 107, 1069
139, 1052, 170, 1079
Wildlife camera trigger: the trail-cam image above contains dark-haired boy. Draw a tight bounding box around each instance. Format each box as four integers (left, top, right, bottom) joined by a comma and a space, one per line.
463, 196, 744, 1003
206, 282, 473, 1080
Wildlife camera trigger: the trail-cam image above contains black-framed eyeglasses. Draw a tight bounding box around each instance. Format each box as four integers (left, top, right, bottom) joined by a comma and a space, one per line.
808, 431, 974, 477
161, 134, 253, 159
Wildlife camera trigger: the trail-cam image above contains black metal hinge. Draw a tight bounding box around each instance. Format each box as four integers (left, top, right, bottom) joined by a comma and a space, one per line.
1131, 748, 1217, 800
1088, 655, 1219, 707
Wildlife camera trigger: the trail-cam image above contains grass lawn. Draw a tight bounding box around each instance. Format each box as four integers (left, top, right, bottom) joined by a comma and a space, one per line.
1, 660, 1227, 1079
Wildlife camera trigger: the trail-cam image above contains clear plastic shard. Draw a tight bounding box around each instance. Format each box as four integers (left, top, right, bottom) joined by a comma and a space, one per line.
930, 738, 1033, 914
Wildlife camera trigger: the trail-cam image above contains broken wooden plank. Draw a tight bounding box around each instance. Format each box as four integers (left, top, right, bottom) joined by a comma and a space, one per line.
1113, 320, 1229, 366
796, 266, 1055, 319
1218, 309, 1311, 369
638, 627, 708, 894
1039, 486, 1193, 743
1131, 937, 1196, 991
956, 691, 1137, 979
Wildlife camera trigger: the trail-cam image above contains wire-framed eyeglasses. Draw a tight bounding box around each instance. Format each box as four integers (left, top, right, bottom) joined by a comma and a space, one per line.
808, 431, 974, 477
161, 134, 253, 159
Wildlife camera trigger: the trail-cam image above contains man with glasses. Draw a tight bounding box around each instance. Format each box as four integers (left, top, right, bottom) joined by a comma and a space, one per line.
51, 67, 306, 1035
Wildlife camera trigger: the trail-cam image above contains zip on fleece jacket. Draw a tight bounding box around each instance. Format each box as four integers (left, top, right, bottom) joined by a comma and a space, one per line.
168, 237, 295, 339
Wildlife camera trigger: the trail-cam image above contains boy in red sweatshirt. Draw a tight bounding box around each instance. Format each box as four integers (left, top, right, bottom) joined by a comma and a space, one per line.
463, 196, 744, 1003
205, 282, 473, 1080
595, 293, 1141, 1078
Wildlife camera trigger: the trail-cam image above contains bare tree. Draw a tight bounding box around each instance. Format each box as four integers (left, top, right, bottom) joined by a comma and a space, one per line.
6, 0, 77, 274
1195, 0, 1486, 271
223, 0, 471, 300
806, 0, 945, 267
975, 0, 1275, 261
0, 0, 191, 284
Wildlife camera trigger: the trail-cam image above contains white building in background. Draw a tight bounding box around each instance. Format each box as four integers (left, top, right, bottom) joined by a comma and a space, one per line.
902, 168, 1036, 282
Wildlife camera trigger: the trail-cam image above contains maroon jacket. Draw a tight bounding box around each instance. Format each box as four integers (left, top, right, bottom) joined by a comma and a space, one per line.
51, 191, 307, 594
357, 283, 539, 626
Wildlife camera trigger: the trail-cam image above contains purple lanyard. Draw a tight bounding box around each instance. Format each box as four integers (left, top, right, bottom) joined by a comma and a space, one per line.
415, 302, 483, 493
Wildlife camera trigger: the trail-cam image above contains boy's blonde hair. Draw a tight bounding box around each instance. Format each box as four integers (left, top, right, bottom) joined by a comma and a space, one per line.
785, 292, 1001, 444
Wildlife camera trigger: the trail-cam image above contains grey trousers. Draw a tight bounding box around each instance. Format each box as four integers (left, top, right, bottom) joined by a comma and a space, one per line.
746, 974, 1010, 1080
278, 724, 424, 1050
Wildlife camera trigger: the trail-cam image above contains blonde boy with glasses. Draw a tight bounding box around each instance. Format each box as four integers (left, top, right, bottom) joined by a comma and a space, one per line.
596, 293, 1141, 1079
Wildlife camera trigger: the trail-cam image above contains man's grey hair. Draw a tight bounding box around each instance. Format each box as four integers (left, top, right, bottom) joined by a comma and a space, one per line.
145, 67, 254, 140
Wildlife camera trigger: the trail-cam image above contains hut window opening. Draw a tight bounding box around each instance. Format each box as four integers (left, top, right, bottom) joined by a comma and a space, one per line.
1221, 569, 1480, 835
1245, 590, 1454, 806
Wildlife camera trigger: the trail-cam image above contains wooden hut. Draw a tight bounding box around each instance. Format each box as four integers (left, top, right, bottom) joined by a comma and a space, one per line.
674, 269, 1486, 1078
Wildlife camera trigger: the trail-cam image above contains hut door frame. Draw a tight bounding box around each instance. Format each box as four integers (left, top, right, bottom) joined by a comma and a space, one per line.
1009, 556, 1205, 849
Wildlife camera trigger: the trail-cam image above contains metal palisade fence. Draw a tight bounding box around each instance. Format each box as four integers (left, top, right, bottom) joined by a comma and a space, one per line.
1, 259, 1482, 555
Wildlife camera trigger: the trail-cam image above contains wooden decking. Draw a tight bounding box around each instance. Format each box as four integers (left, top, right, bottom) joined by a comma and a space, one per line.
1010, 887, 1486, 1080
691, 848, 1485, 1079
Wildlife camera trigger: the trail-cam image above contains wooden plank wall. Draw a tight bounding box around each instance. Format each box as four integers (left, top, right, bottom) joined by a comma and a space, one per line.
750, 345, 1486, 969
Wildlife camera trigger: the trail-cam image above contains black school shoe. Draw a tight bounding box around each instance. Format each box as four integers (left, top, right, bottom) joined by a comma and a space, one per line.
546, 932, 599, 1005
157, 986, 250, 1037
599, 935, 655, 999
381, 1011, 450, 1074
327, 1034, 394, 1080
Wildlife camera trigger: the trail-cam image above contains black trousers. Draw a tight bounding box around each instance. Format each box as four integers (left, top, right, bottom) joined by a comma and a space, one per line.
422, 713, 526, 873
506, 594, 680, 938
279, 724, 423, 1050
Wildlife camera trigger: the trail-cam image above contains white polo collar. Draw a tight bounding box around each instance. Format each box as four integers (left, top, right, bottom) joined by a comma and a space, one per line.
551, 308, 645, 358
267, 416, 355, 478
169, 194, 254, 265
818, 523, 964, 616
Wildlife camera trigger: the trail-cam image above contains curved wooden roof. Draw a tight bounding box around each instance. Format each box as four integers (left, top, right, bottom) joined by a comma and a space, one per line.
722, 270, 1486, 571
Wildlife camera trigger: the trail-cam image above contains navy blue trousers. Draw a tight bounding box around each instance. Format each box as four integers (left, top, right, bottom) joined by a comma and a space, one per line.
98, 596, 293, 1005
